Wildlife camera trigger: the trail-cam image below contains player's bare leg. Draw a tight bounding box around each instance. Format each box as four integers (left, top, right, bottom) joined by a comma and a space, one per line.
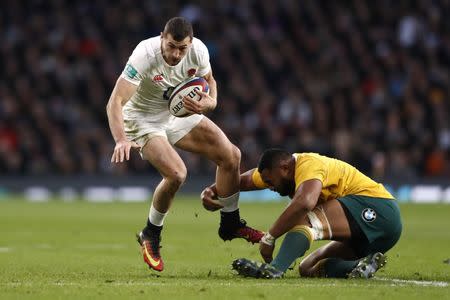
176, 117, 264, 243
301, 241, 387, 278
299, 241, 357, 277
137, 136, 187, 272
142, 137, 187, 213
176, 117, 239, 197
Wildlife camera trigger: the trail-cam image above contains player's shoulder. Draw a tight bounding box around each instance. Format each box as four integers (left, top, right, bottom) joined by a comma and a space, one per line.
296, 152, 325, 161
127, 37, 160, 73
295, 153, 329, 167
133, 36, 160, 57
190, 37, 209, 55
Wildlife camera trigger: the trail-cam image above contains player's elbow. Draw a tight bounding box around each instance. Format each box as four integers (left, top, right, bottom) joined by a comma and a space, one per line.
106, 100, 112, 112
106, 100, 112, 116
304, 196, 317, 212
204, 72, 216, 85
292, 195, 316, 214
106, 94, 125, 114
209, 100, 217, 111
106, 99, 118, 117
106, 92, 118, 110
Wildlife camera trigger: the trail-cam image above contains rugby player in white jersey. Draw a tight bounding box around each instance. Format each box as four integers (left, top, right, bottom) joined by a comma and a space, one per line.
106, 17, 263, 272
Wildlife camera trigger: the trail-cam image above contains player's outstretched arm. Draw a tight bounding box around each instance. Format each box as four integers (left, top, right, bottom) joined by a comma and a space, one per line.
106, 77, 140, 163
239, 168, 265, 191
259, 179, 322, 262
200, 168, 265, 211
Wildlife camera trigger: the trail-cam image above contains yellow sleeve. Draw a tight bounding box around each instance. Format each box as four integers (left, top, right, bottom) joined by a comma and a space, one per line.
251, 169, 269, 189
294, 156, 326, 190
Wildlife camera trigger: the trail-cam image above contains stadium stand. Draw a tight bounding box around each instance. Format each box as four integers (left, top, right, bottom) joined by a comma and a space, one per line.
0, 0, 448, 180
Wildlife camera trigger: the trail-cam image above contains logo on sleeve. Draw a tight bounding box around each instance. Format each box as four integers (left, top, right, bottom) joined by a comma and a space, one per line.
124, 64, 138, 79
361, 208, 376, 222
187, 68, 197, 77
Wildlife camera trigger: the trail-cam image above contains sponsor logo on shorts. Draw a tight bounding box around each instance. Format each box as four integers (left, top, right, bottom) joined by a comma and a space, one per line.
124, 64, 138, 79
362, 208, 376, 222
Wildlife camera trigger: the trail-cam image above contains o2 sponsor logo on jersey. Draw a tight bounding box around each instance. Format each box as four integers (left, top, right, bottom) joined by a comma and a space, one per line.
163, 87, 175, 100
187, 68, 197, 77
361, 208, 376, 222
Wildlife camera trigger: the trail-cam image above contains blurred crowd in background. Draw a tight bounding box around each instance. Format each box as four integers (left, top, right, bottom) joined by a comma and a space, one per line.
0, 0, 449, 180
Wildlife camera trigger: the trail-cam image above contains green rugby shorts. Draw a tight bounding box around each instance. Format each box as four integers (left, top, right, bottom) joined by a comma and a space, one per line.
338, 195, 402, 257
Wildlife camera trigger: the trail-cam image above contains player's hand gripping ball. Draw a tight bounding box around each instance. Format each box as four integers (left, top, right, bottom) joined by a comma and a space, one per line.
168, 77, 209, 117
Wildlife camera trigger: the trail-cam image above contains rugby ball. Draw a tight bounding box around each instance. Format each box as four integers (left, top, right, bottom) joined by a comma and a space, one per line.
168, 77, 209, 117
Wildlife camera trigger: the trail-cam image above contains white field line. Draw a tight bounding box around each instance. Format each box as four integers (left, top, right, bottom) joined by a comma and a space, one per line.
3, 278, 448, 288
110, 279, 449, 288
375, 277, 448, 287
1, 245, 448, 288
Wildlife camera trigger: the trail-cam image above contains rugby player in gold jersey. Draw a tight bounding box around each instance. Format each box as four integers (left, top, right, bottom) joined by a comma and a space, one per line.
202, 149, 402, 279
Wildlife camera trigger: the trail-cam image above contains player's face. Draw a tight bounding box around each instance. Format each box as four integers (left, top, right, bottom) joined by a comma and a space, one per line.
161, 33, 192, 66
261, 168, 295, 197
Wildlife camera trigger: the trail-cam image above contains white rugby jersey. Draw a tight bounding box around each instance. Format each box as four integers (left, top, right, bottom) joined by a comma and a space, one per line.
121, 36, 211, 116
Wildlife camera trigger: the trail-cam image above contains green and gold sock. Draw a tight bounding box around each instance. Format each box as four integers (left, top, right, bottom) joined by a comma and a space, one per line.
270, 226, 313, 272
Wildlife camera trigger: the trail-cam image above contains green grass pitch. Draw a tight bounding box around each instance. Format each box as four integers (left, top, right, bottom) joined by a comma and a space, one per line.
0, 197, 449, 299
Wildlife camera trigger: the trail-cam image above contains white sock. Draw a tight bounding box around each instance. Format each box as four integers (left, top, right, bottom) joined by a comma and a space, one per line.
148, 203, 167, 226
218, 192, 239, 212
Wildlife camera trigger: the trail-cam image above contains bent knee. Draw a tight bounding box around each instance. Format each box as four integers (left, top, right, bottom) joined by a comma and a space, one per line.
298, 261, 313, 277
217, 144, 241, 167
230, 145, 241, 164
165, 167, 187, 187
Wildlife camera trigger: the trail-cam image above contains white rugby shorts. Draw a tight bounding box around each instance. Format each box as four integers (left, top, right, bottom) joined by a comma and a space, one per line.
124, 110, 203, 148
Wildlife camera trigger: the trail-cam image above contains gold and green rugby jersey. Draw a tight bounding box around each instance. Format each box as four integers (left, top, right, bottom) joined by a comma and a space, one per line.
252, 153, 394, 204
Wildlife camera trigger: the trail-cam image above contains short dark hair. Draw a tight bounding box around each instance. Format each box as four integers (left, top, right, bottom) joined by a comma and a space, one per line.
257, 148, 291, 173
163, 17, 193, 41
